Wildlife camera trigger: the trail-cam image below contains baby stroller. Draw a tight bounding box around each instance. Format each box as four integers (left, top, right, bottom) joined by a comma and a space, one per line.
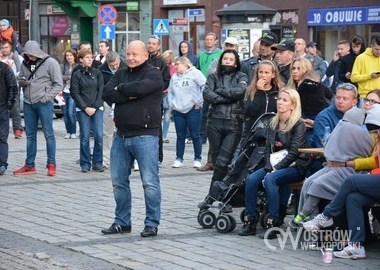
197, 113, 275, 233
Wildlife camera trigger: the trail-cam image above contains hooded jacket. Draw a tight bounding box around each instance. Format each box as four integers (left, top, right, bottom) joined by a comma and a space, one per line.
168, 66, 206, 113
338, 35, 365, 84
197, 47, 222, 77
351, 48, 380, 97
178, 41, 198, 66
19, 40, 63, 104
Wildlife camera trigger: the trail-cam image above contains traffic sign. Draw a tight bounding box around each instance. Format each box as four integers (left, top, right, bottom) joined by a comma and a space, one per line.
153, 19, 169, 36
98, 4, 118, 25
100, 24, 115, 40
188, 8, 204, 16
173, 18, 188, 25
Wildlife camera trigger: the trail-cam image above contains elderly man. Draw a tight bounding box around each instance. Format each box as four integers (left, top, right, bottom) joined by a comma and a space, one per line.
101, 40, 164, 237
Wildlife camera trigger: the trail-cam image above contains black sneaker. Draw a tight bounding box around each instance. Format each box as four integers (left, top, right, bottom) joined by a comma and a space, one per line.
140, 226, 158, 237
81, 167, 90, 173
93, 166, 106, 172
101, 223, 131, 234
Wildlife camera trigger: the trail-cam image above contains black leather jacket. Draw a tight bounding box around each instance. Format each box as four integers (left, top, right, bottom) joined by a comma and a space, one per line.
203, 71, 248, 121
264, 119, 310, 176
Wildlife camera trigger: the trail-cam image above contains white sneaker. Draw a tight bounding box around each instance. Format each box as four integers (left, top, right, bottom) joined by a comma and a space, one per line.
70, 134, 77, 139
172, 160, 183, 168
333, 244, 366, 259
64, 133, 71, 139
133, 161, 139, 171
303, 213, 333, 231
193, 160, 202, 168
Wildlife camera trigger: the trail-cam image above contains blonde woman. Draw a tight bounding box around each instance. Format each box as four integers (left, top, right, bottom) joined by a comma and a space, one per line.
244, 60, 283, 136
286, 57, 313, 89
238, 88, 309, 238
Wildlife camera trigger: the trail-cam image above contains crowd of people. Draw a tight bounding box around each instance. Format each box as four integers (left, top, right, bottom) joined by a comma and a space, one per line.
0, 16, 380, 258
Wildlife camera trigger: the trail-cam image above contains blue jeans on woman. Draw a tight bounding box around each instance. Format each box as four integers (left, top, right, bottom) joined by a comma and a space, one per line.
323, 174, 380, 244
172, 106, 202, 161
62, 92, 77, 135
110, 134, 161, 228
24, 101, 56, 166
76, 109, 103, 170
245, 167, 303, 221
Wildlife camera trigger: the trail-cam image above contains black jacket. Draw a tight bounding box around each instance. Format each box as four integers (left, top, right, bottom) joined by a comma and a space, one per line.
297, 80, 332, 118
70, 66, 104, 110
102, 61, 164, 137
0, 61, 18, 109
148, 53, 170, 90
203, 71, 248, 121
244, 87, 278, 135
264, 119, 310, 176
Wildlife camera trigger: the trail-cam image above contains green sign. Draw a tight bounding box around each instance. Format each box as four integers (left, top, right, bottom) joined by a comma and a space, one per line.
126, 1, 139, 11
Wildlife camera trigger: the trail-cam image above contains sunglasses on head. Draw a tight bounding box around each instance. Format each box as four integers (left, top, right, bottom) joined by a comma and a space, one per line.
337, 83, 357, 91
302, 79, 319, 86
149, 35, 160, 41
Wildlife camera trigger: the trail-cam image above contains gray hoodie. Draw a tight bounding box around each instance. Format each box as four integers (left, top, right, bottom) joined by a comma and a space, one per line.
168, 66, 206, 114
19, 40, 63, 104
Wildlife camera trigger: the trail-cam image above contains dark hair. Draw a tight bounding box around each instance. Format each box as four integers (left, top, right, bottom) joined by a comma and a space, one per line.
78, 41, 92, 51
366, 89, 380, 99
99, 40, 110, 47
371, 36, 380, 46
216, 49, 240, 78
351, 35, 364, 45
63, 49, 78, 63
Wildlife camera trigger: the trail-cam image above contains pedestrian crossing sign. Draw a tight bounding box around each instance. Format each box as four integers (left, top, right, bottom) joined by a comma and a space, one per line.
153, 19, 169, 36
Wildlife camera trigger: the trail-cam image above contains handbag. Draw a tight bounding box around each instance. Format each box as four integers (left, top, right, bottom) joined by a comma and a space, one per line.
270, 149, 288, 167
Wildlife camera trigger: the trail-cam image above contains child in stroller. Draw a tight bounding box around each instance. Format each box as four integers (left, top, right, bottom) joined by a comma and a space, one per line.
197, 113, 275, 233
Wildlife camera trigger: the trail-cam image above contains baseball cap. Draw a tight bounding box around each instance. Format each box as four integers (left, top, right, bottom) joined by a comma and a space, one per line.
271, 39, 295, 52
224, 37, 238, 45
260, 32, 279, 45
306, 41, 317, 48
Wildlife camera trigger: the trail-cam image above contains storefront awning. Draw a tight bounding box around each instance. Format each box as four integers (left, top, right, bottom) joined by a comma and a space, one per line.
216, 0, 276, 16
50, 0, 98, 17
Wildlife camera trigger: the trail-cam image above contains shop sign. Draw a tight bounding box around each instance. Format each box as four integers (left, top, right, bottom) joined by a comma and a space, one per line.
163, 0, 197, 5
308, 6, 380, 26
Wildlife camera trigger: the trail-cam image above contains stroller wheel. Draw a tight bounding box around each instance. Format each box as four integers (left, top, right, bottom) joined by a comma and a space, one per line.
215, 215, 232, 233
240, 209, 246, 223
226, 215, 236, 232
260, 213, 270, 228
198, 211, 216, 229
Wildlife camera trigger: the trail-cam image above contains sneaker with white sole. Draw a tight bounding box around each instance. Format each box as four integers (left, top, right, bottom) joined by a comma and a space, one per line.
303, 213, 334, 231
172, 160, 183, 168
64, 133, 71, 139
193, 160, 202, 168
333, 244, 366, 260
70, 134, 77, 139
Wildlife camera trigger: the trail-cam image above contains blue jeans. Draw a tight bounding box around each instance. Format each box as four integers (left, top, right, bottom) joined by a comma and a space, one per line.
110, 135, 161, 228
324, 174, 380, 244
245, 167, 303, 221
24, 102, 56, 166
76, 110, 103, 169
0, 106, 9, 168
62, 92, 77, 134
162, 108, 171, 139
173, 107, 202, 161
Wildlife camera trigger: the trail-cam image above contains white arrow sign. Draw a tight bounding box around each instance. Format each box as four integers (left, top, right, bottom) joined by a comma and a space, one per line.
104, 25, 111, 39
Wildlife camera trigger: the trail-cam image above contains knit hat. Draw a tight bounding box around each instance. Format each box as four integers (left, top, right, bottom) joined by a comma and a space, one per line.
342, 106, 365, 126
365, 104, 380, 131
0, 19, 10, 28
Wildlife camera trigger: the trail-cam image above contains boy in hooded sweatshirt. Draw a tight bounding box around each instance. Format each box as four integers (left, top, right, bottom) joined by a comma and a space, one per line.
13, 40, 63, 177
351, 36, 380, 98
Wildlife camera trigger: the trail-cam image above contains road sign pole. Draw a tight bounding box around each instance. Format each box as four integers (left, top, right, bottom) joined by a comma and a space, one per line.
187, 9, 190, 39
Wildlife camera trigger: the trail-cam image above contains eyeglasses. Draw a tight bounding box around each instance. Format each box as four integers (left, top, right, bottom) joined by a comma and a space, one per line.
363, 98, 380, 105
337, 83, 357, 91
302, 79, 319, 86
149, 35, 160, 41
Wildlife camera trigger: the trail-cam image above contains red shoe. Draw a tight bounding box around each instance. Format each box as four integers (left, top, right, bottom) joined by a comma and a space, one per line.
47, 164, 56, 176
13, 165, 36, 175
14, 129, 23, 139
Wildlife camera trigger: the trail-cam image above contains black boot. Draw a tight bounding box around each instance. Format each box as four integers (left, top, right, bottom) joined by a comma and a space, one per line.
279, 204, 288, 225
238, 216, 257, 236
262, 218, 281, 240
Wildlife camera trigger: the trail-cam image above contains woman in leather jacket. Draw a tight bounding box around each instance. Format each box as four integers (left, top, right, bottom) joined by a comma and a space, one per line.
243, 60, 283, 137
238, 88, 309, 238
203, 49, 248, 192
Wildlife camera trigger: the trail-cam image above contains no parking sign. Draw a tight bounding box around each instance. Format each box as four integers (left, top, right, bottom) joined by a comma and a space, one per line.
98, 4, 118, 25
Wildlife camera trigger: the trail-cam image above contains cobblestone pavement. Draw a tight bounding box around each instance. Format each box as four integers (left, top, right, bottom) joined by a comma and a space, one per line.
1, 119, 379, 269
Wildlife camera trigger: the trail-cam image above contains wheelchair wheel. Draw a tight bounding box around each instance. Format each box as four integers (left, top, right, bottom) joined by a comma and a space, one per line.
227, 214, 237, 232
215, 215, 232, 233
198, 211, 216, 229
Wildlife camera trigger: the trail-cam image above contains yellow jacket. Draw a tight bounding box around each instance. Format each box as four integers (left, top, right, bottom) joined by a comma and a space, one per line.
354, 132, 379, 170
351, 48, 380, 97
